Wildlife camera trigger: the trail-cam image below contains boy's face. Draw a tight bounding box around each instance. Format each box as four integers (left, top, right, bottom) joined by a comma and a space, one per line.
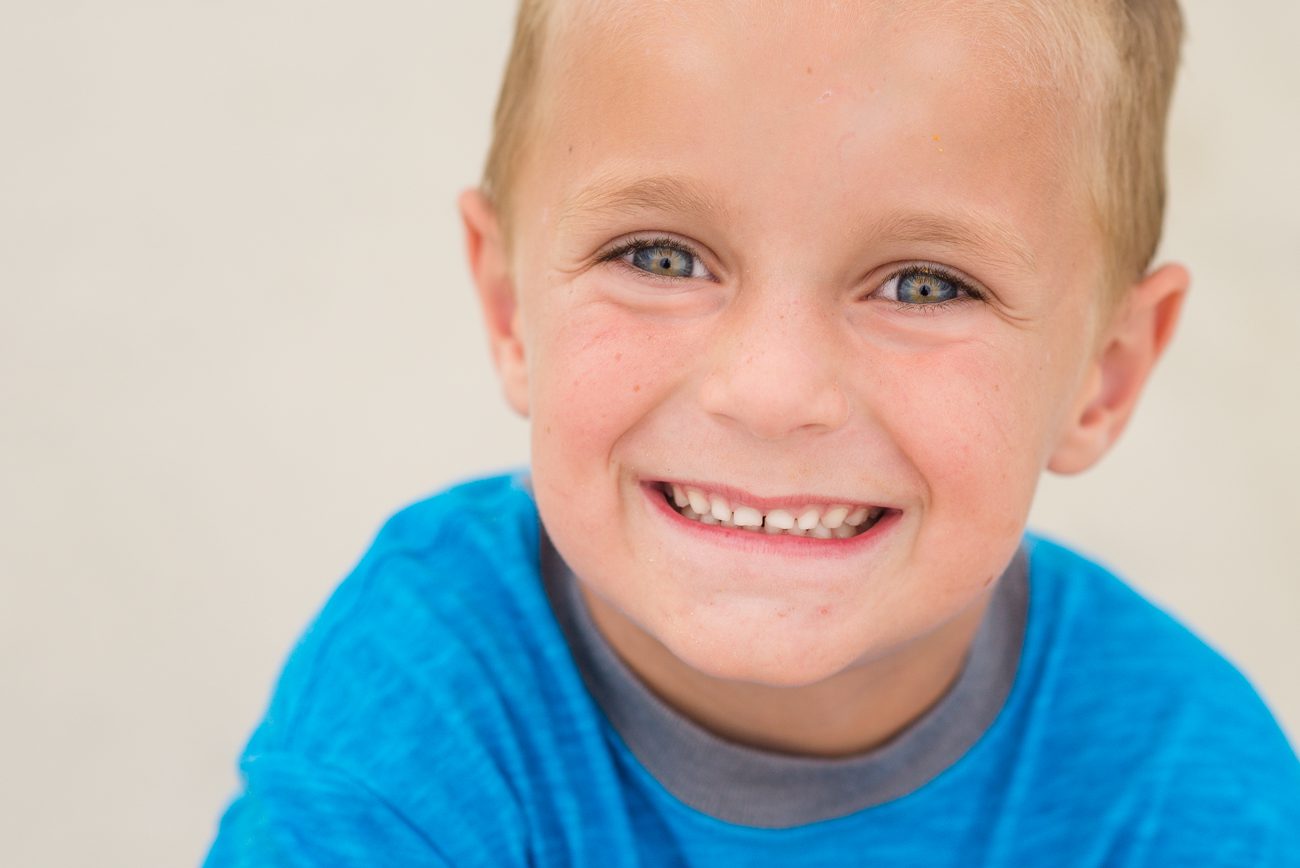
468, 1, 1179, 688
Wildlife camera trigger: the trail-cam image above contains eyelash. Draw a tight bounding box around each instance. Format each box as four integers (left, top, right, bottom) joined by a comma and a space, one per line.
598, 236, 986, 313
878, 264, 985, 315
597, 236, 705, 281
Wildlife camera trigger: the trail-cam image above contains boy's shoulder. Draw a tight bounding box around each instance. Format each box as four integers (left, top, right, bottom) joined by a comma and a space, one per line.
261, 469, 553, 741
1019, 528, 1268, 701
1018, 528, 1286, 738
1008, 530, 1300, 844
212, 471, 615, 865
223, 470, 596, 864
366, 468, 539, 564
318, 469, 546, 638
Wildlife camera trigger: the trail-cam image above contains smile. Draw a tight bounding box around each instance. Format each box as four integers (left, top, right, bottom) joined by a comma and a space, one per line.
652, 481, 888, 539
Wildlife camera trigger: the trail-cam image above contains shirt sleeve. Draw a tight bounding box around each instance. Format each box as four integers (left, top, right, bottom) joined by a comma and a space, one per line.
202, 752, 455, 868
1111, 805, 1300, 868
1104, 710, 1300, 868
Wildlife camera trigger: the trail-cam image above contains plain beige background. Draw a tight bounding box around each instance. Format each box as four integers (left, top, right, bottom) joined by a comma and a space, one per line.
1, 2, 1297, 866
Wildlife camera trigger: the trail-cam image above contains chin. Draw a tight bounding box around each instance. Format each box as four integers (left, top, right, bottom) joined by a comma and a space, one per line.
660, 619, 860, 689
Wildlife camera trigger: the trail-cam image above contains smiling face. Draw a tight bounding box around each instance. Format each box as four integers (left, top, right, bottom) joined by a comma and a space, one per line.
461, 0, 1182, 692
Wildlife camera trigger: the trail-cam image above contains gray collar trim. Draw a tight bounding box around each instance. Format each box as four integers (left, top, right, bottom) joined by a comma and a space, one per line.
539, 528, 1029, 829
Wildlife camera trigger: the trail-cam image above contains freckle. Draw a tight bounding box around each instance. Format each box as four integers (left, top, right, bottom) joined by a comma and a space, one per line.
777, 610, 787, 618
615, 352, 622, 361
568, 144, 573, 154
819, 606, 830, 616
632, 384, 640, 392
545, 425, 552, 434
806, 65, 812, 74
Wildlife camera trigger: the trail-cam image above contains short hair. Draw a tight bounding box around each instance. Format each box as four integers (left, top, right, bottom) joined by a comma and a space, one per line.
480, 0, 1184, 309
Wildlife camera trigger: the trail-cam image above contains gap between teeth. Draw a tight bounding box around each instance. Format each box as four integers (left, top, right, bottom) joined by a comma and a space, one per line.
665, 483, 879, 538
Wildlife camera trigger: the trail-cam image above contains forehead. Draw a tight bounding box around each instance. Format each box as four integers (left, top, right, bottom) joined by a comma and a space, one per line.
524, 0, 1097, 288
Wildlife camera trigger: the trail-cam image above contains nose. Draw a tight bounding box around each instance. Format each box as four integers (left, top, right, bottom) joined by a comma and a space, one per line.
698, 290, 851, 441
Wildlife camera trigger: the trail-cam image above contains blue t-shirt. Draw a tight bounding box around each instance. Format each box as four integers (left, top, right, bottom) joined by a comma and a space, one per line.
204, 471, 1300, 866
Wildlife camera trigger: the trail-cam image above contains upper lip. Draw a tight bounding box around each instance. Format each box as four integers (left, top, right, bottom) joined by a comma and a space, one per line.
649, 478, 893, 512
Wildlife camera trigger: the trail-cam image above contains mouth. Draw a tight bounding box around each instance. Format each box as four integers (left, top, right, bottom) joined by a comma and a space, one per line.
648, 480, 892, 540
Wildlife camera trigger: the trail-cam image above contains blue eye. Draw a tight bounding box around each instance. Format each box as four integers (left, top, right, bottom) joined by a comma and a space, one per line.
600, 236, 712, 281
876, 265, 983, 312
632, 244, 696, 277
897, 269, 958, 304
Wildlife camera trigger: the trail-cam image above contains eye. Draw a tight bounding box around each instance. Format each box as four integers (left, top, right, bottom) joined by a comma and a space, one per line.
600, 236, 713, 280
633, 244, 694, 277
896, 270, 957, 303
873, 265, 983, 312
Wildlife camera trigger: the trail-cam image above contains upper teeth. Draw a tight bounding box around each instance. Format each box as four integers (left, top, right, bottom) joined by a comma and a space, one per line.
666, 483, 880, 538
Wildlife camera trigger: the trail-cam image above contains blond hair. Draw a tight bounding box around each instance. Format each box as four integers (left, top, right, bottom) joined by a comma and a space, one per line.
480, 0, 554, 257
480, 0, 1183, 306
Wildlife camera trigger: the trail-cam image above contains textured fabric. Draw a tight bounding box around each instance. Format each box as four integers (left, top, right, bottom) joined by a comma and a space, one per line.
204, 471, 1300, 867
538, 524, 1030, 827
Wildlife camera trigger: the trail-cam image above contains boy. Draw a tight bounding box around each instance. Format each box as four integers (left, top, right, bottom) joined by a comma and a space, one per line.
206, 0, 1300, 864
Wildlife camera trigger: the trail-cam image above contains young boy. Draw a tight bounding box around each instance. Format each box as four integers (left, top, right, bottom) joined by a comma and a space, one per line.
205, 0, 1300, 864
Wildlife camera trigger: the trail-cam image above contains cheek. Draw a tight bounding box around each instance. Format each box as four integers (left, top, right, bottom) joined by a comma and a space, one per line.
876, 338, 1056, 530
527, 299, 683, 478
526, 295, 698, 596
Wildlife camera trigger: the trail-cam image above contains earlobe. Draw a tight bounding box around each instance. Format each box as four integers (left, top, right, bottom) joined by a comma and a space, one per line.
1047, 263, 1190, 475
458, 187, 530, 418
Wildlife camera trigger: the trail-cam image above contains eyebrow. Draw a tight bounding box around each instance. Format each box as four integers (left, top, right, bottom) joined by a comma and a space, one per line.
556, 172, 1036, 274
868, 209, 1037, 274
555, 172, 730, 233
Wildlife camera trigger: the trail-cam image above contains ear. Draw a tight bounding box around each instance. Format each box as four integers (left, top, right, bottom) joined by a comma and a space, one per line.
1047, 262, 1190, 474
458, 187, 529, 418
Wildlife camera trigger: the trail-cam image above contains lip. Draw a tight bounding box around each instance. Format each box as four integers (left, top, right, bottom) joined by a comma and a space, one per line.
640, 481, 900, 560
648, 478, 896, 513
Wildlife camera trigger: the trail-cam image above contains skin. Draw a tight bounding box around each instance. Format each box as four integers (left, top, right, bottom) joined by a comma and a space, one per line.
459, 0, 1188, 757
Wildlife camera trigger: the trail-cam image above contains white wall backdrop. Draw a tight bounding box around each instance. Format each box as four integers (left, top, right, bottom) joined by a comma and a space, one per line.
1, 2, 1296, 866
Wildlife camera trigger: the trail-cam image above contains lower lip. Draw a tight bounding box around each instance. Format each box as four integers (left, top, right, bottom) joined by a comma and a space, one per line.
640, 482, 900, 560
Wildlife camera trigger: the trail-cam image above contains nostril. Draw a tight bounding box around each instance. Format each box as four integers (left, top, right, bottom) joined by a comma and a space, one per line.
699, 367, 850, 441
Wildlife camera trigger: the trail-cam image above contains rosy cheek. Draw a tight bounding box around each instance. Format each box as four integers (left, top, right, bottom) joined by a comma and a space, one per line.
875, 343, 1046, 516
531, 301, 681, 456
